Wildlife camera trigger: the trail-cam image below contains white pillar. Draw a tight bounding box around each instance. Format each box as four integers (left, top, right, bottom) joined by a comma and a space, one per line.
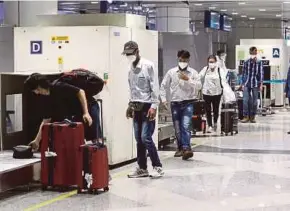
3, 1, 57, 26
156, 6, 190, 32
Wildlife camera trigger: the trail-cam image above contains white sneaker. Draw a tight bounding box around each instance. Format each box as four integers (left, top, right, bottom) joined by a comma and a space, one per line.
207, 127, 213, 133
127, 168, 149, 178
150, 167, 164, 179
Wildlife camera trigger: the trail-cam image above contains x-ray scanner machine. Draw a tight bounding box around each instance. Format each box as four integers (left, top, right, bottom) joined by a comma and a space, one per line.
13, 16, 158, 166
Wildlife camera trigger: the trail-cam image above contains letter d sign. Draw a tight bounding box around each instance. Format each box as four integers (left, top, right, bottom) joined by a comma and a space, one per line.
30, 41, 42, 54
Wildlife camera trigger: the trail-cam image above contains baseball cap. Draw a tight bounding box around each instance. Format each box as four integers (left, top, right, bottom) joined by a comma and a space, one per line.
122, 41, 138, 55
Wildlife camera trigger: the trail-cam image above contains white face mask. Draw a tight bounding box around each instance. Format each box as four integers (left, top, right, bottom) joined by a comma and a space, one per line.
126, 55, 136, 64
250, 55, 257, 59
178, 62, 188, 69
208, 63, 217, 69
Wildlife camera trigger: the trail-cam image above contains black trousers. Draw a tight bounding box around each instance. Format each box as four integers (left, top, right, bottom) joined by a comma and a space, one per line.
203, 94, 222, 127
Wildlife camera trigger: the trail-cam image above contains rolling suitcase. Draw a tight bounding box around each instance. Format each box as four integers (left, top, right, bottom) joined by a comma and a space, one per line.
192, 115, 206, 135
193, 100, 206, 116
77, 99, 109, 194
220, 103, 237, 136
41, 120, 84, 190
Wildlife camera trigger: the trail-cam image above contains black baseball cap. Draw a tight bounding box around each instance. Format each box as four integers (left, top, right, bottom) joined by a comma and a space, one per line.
122, 41, 138, 55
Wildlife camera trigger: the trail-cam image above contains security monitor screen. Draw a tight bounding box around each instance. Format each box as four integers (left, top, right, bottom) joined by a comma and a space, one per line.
221, 15, 232, 32
204, 10, 220, 30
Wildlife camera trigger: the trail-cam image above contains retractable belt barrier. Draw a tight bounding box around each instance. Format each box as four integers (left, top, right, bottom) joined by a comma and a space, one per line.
263, 79, 286, 84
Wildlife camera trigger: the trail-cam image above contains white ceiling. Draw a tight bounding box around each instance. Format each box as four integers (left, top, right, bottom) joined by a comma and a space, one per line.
58, 1, 290, 21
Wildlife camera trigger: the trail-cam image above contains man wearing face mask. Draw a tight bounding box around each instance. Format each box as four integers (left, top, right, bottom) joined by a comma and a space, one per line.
160, 50, 202, 160
123, 41, 164, 179
240, 46, 264, 123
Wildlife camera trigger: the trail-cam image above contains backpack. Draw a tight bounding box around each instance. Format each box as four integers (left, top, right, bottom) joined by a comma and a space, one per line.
58, 69, 104, 96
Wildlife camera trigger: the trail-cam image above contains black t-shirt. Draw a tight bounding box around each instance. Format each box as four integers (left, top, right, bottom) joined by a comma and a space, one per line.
43, 81, 81, 121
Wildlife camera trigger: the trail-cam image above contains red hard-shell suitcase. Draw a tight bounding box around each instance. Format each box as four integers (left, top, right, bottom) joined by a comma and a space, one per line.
76, 99, 109, 194
41, 120, 84, 190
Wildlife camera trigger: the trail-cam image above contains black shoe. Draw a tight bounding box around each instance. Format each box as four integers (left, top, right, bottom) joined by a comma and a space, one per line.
182, 150, 194, 160
174, 150, 183, 157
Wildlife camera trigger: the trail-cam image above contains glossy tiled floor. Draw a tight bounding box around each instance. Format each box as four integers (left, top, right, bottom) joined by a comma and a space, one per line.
1, 111, 290, 211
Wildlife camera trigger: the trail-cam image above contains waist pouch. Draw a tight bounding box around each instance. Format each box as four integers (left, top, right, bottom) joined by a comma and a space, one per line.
13, 145, 33, 159
129, 102, 146, 112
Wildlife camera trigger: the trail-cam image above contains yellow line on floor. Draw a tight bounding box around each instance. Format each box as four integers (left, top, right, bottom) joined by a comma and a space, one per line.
23, 190, 77, 211
23, 145, 204, 211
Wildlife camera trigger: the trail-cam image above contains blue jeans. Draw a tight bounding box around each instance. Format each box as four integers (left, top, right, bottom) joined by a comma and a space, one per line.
171, 101, 194, 151
72, 101, 102, 140
133, 104, 162, 170
243, 87, 259, 116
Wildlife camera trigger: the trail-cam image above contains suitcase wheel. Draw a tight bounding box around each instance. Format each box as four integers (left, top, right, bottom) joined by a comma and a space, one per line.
225, 133, 228, 136
104, 187, 109, 192
77, 188, 82, 194
89, 189, 98, 195
231, 132, 234, 136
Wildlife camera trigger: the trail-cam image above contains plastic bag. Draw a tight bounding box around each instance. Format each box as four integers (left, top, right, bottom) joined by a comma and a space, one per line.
222, 82, 236, 103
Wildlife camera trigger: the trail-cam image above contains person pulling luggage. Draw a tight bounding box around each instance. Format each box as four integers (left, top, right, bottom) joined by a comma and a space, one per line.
199, 55, 227, 133
25, 70, 104, 151
160, 50, 201, 160
239, 46, 264, 123
123, 41, 164, 178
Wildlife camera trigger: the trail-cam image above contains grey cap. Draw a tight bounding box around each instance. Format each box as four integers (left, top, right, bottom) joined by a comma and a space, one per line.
122, 41, 138, 55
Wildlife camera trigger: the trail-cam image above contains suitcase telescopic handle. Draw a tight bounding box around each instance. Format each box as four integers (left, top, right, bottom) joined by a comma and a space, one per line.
96, 99, 105, 144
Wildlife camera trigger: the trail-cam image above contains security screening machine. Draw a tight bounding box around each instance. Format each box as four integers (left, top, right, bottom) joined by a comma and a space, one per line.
0, 72, 60, 193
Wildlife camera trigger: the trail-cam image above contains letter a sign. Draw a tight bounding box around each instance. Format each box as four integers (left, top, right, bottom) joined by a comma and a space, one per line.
272, 48, 280, 58
30, 41, 42, 54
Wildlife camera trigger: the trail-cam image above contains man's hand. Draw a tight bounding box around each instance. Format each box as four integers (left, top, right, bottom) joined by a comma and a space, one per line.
28, 139, 40, 152
83, 113, 93, 126
126, 107, 134, 119
238, 85, 244, 91
179, 72, 189, 81
147, 108, 156, 121
259, 85, 263, 92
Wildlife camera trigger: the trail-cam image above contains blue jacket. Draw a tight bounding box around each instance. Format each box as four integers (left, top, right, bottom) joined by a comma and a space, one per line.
285, 67, 290, 97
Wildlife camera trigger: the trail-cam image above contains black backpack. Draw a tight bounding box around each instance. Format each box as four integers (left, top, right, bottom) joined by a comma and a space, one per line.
57, 69, 104, 96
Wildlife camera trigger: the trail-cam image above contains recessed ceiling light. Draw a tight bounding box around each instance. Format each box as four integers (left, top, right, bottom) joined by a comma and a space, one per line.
220, 9, 227, 12
209, 6, 216, 10
284, 1, 290, 3
276, 14, 282, 17
259, 9, 266, 12
91, 1, 98, 4
232, 12, 239, 15
194, 3, 203, 6
249, 17, 256, 20
239, 2, 246, 5
241, 15, 247, 18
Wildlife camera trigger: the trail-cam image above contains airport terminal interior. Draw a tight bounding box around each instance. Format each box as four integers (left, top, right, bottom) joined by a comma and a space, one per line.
2, 0, 290, 210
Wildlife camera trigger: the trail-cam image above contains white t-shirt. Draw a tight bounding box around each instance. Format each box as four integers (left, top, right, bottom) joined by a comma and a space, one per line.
199, 66, 227, 96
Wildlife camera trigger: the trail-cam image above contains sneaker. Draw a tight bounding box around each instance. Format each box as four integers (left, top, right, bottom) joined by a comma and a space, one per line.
182, 150, 194, 160
241, 117, 249, 123
174, 150, 183, 157
207, 126, 213, 133
127, 168, 149, 178
250, 116, 256, 123
150, 167, 164, 178
213, 123, 218, 132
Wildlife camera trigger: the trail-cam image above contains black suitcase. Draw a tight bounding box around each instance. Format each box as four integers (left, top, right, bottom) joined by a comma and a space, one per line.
237, 99, 243, 120
221, 103, 238, 136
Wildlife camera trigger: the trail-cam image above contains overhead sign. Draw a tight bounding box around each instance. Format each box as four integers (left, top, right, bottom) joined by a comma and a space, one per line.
30, 41, 42, 54
272, 48, 280, 58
